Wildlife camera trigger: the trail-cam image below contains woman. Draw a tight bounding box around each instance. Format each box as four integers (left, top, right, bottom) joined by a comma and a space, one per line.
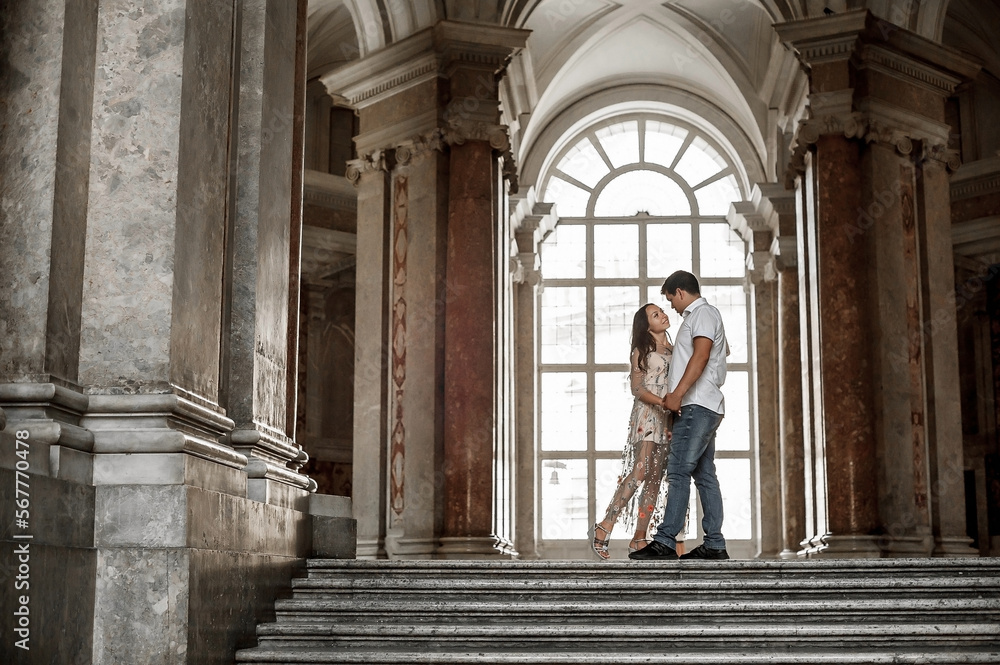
592, 303, 675, 559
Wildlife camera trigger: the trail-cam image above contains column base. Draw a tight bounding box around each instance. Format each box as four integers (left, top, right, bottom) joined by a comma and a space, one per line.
803, 534, 883, 558
385, 530, 437, 559
355, 537, 387, 559
932, 536, 979, 557
878, 534, 934, 558
436, 536, 515, 559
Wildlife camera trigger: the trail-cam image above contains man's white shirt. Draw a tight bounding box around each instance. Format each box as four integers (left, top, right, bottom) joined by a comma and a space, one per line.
666, 297, 728, 415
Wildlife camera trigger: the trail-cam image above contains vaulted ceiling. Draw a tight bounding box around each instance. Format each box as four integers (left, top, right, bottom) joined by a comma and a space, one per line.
307, 0, 993, 187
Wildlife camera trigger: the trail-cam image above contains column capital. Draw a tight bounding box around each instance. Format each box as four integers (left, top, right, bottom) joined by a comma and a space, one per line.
752, 183, 798, 272
442, 119, 510, 151
345, 149, 390, 185
510, 193, 557, 286
394, 129, 445, 165
777, 10, 980, 185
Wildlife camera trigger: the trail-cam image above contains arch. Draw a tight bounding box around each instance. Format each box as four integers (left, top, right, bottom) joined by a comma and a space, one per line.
519, 84, 767, 200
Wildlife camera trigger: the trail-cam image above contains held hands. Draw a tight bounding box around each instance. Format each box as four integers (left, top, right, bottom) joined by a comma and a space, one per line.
662, 391, 682, 413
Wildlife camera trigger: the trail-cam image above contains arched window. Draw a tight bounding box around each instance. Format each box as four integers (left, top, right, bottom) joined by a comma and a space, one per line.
535, 114, 754, 559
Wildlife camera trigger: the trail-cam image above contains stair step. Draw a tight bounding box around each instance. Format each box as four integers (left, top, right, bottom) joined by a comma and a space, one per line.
236, 558, 1000, 664
236, 646, 1000, 664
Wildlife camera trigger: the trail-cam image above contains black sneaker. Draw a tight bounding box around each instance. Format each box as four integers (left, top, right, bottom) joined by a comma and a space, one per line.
679, 544, 730, 560
627, 540, 678, 560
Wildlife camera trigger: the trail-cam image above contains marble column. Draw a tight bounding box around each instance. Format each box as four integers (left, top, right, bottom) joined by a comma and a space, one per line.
759, 184, 808, 558
919, 151, 978, 556
777, 9, 980, 557
0, 0, 97, 461
385, 133, 449, 558
220, 0, 314, 503
345, 152, 392, 559
728, 194, 781, 557
510, 196, 557, 560
440, 137, 498, 555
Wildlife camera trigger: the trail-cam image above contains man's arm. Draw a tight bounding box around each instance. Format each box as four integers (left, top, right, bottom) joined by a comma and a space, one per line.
663, 336, 713, 412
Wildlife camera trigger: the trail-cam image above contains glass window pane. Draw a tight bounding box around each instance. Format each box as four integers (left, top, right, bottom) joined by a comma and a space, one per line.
540, 286, 586, 364
594, 372, 632, 451
557, 137, 610, 189
694, 174, 741, 216
540, 373, 587, 451
716, 370, 750, 451
674, 135, 725, 186
699, 222, 745, 278
541, 458, 588, 538
593, 286, 637, 364
595, 120, 639, 168
644, 121, 687, 167
701, 284, 747, 364
542, 176, 589, 217
647, 223, 692, 276
716, 458, 752, 540
593, 224, 638, 278
594, 457, 622, 523
540, 224, 586, 279
594, 171, 690, 217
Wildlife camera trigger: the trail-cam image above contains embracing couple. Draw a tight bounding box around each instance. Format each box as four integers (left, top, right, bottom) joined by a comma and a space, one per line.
591, 270, 730, 561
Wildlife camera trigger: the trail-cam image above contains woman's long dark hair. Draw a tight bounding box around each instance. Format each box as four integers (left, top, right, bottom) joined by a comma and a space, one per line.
630, 304, 656, 373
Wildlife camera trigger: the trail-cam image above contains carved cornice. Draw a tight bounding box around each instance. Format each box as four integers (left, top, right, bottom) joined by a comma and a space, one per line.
304, 170, 357, 212
321, 22, 529, 109
950, 157, 1000, 201
855, 44, 963, 96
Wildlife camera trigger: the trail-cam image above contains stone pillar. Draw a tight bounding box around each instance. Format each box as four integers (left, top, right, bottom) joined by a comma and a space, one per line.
386, 132, 449, 558
919, 150, 978, 556
510, 195, 557, 560
345, 152, 392, 559
440, 136, 497, 554
220, 0, 314, 505
759, 184, 808, 557
728, 194, 781, 558
325, 21, 528, 559
777, 9, 980, 557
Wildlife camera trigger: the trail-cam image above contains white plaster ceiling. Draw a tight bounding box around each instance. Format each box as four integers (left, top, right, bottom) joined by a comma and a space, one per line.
515, 0, 776, 172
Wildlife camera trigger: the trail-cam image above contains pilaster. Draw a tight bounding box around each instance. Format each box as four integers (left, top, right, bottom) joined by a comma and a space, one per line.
223, 0, 314, 500
728, 193, 781, 558
345, 150, 392, 559
758, 183, 808, 558
510, 194, 557, 561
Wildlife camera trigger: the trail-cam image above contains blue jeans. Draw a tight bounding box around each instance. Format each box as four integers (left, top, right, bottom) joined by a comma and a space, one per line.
652, 404, 726, 550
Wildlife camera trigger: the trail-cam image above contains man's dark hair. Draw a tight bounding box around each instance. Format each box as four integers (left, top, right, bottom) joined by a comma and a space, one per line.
661, 270, 700, 296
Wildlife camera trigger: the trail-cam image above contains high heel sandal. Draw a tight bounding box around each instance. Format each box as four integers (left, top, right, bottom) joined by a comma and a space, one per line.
628, 537, 651, 553
591, 523, 611, 560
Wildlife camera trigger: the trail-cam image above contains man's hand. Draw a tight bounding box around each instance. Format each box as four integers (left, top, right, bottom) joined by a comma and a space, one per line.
663, 391, 682, 413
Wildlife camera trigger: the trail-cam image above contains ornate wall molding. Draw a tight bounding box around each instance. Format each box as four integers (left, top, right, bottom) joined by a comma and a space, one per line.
389, 175, 408, 520
856, 44, 963, 96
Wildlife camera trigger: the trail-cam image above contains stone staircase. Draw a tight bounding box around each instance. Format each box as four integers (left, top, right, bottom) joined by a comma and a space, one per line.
236, 558, 1000, 664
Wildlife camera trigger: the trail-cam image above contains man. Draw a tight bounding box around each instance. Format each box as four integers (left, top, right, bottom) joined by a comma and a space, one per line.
629, 270, 730, 561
